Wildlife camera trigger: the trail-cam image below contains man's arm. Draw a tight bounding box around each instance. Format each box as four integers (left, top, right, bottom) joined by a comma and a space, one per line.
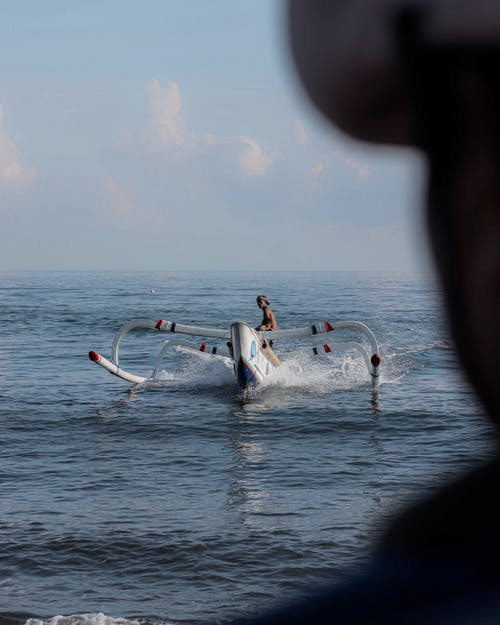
268, 309, 278, 331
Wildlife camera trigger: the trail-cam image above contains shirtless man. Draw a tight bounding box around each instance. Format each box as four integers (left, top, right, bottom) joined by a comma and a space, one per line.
255, 295, 278, 332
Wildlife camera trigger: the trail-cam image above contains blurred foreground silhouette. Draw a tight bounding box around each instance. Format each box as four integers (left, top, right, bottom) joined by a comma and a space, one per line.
233, 2, 500, 623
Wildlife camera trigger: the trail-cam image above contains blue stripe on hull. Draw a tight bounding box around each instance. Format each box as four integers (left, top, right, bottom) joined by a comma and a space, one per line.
236, 357, 260, 389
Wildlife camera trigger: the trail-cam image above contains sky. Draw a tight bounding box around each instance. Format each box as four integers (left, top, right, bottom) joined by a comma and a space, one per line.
0, 1, 430, 272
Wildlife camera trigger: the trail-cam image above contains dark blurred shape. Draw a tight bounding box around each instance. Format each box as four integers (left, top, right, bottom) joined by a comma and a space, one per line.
232, 2, 500, 623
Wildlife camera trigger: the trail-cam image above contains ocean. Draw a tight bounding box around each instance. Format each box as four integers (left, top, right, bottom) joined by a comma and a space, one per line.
0, 270, 495, 625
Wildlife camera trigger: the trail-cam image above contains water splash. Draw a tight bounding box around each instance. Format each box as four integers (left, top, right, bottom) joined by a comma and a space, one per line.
266, 351, 370, 393
151, 346, 382, 393
149, 347, 235, 388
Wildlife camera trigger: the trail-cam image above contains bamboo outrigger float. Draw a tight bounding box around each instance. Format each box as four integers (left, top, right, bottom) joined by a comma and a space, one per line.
89, 318, 382, 390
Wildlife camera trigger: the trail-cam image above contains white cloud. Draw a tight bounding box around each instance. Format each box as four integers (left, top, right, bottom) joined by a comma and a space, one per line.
137, 80, 275, 178
146, 79, 196, 150
236, 136, 274, 177
292, 116, 370, 181
202, 133, 217, 147
334, 146, 370, 178
0, 104, 37, 183
102, 174, 170, 235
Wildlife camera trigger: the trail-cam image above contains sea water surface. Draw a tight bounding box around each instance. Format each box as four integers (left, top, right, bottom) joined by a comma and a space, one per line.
0, 271, 495, 625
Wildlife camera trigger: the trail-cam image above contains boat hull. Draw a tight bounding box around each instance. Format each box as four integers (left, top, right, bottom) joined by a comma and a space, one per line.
230, 322, 280, 389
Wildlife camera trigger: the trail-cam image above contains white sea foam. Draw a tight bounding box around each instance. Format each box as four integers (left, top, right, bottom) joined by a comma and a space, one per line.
25, 614, 147, 625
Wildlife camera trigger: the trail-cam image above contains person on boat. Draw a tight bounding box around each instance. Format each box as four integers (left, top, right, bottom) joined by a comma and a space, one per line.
233, 2, 500, 624
255, 295, 278, 332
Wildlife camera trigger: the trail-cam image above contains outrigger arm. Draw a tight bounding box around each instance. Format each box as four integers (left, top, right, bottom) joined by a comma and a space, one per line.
89, 318, 233, 384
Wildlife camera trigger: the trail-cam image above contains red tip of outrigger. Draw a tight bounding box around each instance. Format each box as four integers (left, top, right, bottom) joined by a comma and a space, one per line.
89, 350, 100, 362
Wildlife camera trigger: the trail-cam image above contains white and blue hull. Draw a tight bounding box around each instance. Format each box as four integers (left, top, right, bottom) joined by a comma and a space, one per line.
230, 322, 280, 389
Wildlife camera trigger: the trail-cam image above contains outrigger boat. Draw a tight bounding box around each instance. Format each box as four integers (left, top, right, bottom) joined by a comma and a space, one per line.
89, 317, 382, 390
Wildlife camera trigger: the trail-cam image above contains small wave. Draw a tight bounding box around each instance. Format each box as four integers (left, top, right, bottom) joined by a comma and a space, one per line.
387, 339, 451, 359
377, 338, 456, 387
24, 614, 150, 625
